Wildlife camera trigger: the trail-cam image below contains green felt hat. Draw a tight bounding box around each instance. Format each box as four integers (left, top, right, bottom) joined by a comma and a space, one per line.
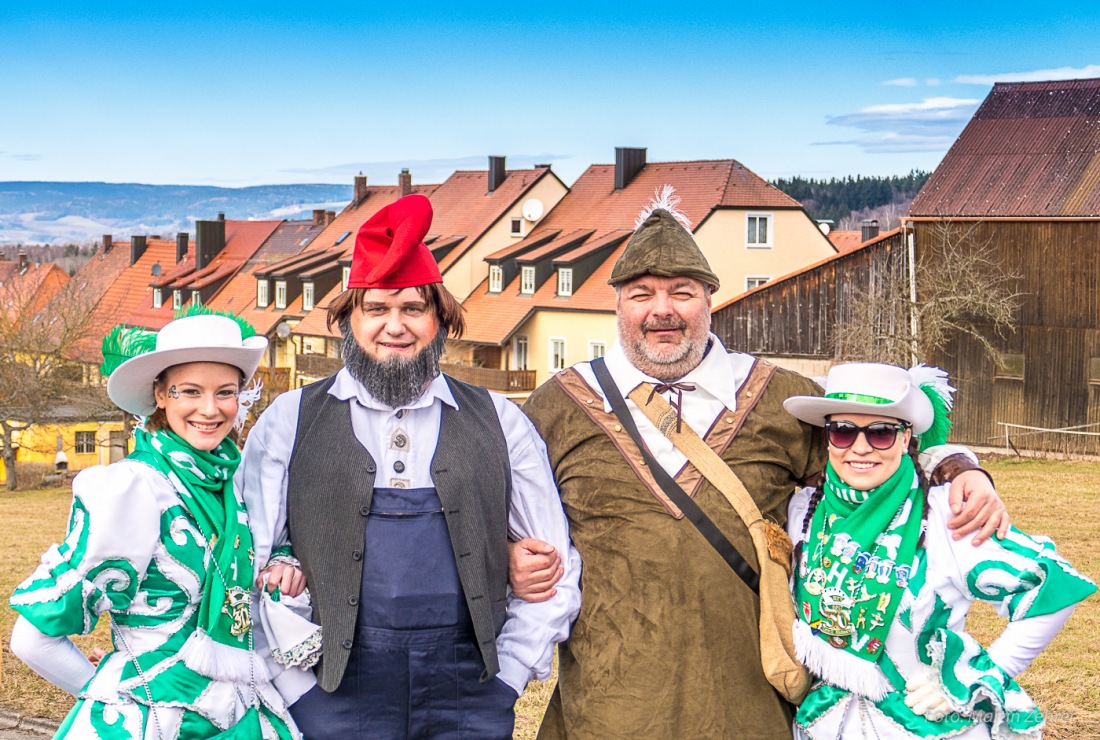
608, 186, 719, 292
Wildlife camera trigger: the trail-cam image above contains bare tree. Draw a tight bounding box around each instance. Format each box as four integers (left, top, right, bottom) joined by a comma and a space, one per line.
832, 221, 1023, 366
0, 271, 109, 490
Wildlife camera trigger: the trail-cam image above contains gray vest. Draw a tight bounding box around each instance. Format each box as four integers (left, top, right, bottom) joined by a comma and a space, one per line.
286, 374, 512, 692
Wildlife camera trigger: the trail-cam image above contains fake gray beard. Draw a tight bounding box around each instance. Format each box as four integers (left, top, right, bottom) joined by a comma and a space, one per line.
340, 321, 447, 409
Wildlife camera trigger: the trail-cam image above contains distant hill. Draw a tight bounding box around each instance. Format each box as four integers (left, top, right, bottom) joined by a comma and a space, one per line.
0, 181, 352, 245
771, 171, 931, 230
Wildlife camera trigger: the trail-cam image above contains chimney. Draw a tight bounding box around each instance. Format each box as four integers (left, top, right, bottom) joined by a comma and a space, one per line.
17, 247, 28, 270
398, 168, 412, 197
217, 212, 226, 221
488, 156, 506, 193
615, 147, 647, 190
354, 174, 368, 204
130, 235, 148, 266
102, 234, 113, 253
325, 210, 336, 226
195, 219, 227, 271
176, 232, 189, 263
312, 209, 325, 226
861, 219, 880, 242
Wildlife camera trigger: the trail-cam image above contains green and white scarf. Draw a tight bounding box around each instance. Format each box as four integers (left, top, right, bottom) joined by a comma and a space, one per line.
131, 428, 254, 650
794, 455, 924, 697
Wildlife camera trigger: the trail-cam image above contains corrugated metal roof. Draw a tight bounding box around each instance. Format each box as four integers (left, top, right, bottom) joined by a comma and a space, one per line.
911, 78, 1100, 217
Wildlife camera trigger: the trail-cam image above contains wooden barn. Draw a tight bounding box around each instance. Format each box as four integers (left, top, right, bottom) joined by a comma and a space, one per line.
714, 77, 1100, 454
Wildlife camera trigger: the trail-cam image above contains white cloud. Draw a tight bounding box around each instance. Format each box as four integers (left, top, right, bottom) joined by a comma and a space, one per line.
821, 97, 981, 154
955, 64, 1100, 85
883, 77, 918, 87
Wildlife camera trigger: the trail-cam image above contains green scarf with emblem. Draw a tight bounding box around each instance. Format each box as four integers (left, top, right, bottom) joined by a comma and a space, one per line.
796, 455, 924, 664
131, 428, 254, 650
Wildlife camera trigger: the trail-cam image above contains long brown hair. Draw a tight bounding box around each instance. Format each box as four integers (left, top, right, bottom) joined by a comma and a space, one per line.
326, 283, 466, 338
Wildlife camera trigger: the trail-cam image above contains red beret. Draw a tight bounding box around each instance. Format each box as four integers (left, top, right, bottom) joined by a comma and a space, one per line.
347, 194, 442, 289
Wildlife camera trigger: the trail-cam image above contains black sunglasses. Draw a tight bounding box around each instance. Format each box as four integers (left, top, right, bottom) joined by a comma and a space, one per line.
825, 421, 909, 451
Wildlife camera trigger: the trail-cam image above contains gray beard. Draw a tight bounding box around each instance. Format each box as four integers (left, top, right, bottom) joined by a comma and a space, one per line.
340, 321, 446, 409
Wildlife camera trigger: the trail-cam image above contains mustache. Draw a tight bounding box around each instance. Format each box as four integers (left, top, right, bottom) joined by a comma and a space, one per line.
642, 317, 688, 333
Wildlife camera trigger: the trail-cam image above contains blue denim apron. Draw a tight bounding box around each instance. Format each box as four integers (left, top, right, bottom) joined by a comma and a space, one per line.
290, 487, 518, 739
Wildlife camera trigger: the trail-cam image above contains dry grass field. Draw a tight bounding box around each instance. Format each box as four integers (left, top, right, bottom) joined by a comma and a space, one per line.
1, 458, 1097, 738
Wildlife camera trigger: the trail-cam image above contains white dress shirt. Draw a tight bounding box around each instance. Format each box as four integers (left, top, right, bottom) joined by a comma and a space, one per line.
238, 368, 582, 696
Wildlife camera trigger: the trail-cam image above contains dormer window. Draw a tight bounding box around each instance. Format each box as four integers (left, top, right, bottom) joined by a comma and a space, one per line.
152, 288, 163, 308
173, 290, 182, 310
557, 268, 573, 297
191, 292, 202, 307
275, 280, 287, 309
342, 266, 351, 290
257, 279, 270, 308
489, 265, 503, 293
520, 266, 536, 294
302, 282, 315, 311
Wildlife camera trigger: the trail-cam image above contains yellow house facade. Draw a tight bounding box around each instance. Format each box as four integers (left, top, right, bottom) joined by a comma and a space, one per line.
0, 420, 129, 485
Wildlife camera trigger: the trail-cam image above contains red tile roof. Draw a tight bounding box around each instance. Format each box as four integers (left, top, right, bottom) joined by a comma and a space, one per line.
128, 220, 282, 330
910, 78, 1100, 217
459, 158, 800, 345
827, 230, 863, 253
0, 260, 70, 318
61, 243, 135, 362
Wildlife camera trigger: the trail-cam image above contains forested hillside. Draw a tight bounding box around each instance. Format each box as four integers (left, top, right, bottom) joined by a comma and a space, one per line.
772, 171, 931, 230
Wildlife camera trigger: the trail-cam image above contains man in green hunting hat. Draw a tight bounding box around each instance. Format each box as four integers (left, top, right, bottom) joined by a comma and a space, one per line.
511, 187, 1011, 738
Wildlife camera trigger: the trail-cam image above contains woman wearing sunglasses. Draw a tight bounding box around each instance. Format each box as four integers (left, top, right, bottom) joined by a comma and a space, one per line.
783, 363, 1095, 740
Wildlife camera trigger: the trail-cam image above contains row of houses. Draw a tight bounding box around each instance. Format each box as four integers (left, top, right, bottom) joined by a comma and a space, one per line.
2, 147, 841, 480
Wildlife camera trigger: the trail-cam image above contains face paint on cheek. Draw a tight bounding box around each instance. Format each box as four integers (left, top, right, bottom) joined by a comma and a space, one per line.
167, 385, 180, 399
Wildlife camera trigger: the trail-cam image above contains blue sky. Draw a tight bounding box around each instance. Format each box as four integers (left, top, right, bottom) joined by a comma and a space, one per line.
2, 1, 1098, 188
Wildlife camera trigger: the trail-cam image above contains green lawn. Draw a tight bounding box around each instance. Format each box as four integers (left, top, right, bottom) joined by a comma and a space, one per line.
1, 459, 1098, 738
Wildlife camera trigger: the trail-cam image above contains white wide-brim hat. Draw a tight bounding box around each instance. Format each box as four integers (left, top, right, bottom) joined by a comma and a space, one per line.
108, 315, 268, 417
783, 362, 934, 434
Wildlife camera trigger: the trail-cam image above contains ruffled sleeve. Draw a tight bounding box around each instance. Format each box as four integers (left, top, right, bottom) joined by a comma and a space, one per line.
9, 461, 163, 637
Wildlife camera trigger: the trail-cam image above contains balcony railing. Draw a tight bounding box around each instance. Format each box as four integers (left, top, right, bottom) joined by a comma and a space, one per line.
439, 363, 537, 392
296, 353, 344, 378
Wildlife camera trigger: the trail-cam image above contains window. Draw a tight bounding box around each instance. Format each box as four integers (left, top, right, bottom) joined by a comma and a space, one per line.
191, 291, 201, 307
275, 280, 287, 309
74, 431, 95, 455
302, 338, 319, 354
550, 338, 567, 372
510, 218, 524, 237
745, 276, 771, 290
257, 279, 269, 307
513, 335, 529, 370
303, 282, 315, 311
589, 341, 606, 360
746, 213, 773, 248
342, 266, 351, 290
334, 231, 352, 245
994, 353, 1025, 381
557, 268, 573, 296
488, 265, 503, 293
152, 288, 163, 308
520, 266, 536, 294
173, 290, 182, 310
1091, 358, 1100, 385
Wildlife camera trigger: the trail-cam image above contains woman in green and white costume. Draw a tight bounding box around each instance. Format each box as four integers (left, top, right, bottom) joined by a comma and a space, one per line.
784, 363, 1095, 740
10, 312, 303, 739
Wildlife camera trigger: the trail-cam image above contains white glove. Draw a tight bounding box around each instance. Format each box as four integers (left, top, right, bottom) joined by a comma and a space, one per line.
904, 668, 956, 721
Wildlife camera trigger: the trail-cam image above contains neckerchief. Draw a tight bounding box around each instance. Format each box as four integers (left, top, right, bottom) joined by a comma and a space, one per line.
132, 428, 254, 649
795, 455, 924, 663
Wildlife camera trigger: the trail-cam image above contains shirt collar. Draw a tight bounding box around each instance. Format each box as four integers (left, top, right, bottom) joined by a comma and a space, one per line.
601, 333, 749, 412
329, 367, 458, 412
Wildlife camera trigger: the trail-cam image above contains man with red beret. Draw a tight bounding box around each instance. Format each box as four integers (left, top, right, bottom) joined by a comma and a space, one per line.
240, 194, 581, 738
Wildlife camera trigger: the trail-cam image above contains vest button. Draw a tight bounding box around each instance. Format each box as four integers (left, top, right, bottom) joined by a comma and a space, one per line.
352, 550, 362, 560
341, 639, 353, 649
366, 464, 376, 474
359, 505, 370, 516
348, 596, 359, 606
394, 460, 406, 473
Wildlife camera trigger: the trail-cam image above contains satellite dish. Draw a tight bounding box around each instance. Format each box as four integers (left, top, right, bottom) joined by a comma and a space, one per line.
275, 322, 292, 339
151, 263, 162, 276
521, 198, 544, 222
